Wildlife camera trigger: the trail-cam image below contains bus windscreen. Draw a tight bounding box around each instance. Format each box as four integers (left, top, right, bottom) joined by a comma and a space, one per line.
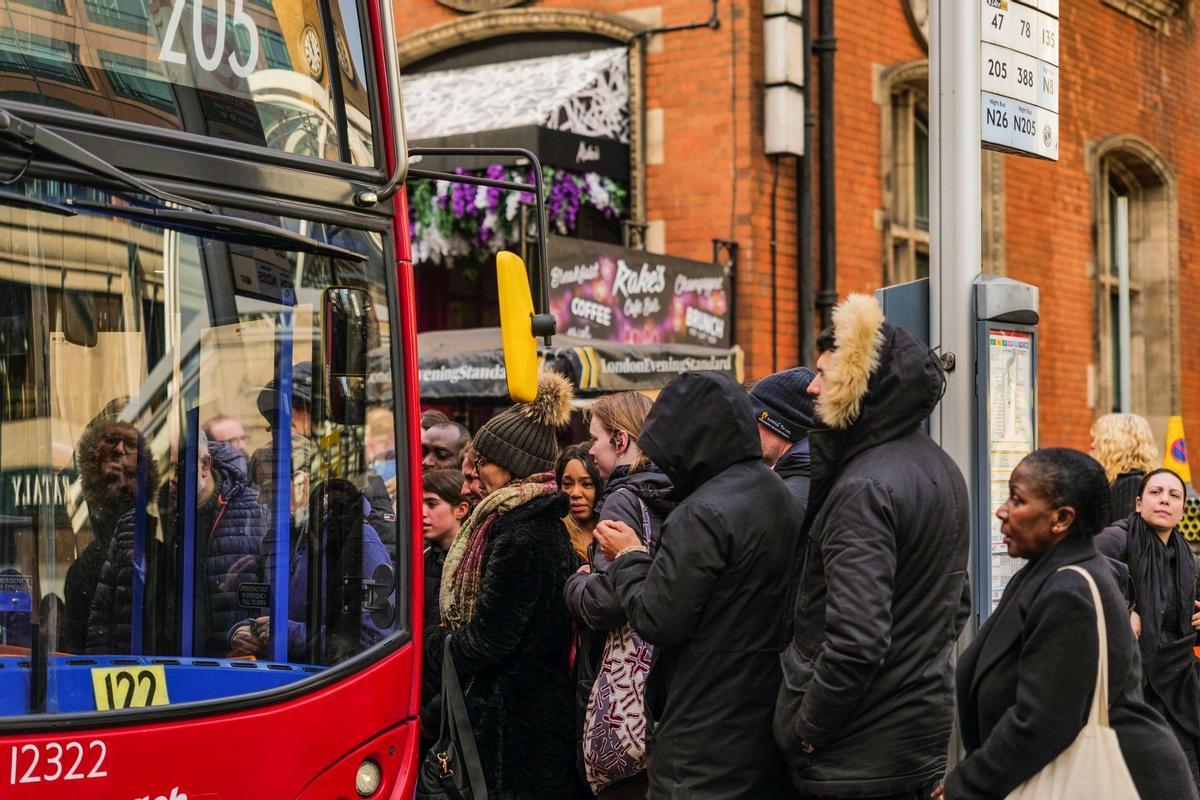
0, 0, 374, 166
0, 177, 402, 719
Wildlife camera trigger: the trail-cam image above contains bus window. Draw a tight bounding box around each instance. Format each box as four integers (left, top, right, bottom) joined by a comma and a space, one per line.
0, 177, 401, 718
0, 0, 375, 166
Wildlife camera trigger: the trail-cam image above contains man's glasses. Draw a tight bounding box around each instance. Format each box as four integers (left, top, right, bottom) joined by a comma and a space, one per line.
100, 432, 140, 450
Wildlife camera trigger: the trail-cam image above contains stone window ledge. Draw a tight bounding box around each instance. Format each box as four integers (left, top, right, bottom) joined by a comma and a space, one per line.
1101, 0, 1189, 33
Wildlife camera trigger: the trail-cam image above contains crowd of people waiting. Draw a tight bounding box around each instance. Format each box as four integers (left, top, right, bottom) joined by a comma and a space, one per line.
418, 293, 1200, 800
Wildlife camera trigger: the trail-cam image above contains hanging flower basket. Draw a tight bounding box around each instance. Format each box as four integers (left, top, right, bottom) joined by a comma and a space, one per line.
408, 164, 627, 266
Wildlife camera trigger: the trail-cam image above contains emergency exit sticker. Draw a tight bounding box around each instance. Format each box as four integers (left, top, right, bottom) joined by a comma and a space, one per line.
0, 575, 32, 613
237, 582, 270, 610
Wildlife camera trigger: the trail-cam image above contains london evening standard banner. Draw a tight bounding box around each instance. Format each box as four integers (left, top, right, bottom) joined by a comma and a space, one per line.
547, 236, 731, 348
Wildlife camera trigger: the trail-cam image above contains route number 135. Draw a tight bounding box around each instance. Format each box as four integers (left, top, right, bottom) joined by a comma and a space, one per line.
158, 0, 260, 78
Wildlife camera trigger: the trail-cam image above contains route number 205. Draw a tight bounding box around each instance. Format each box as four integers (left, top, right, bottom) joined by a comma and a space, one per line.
157, 0, 260, 78
8, 741, 108, 784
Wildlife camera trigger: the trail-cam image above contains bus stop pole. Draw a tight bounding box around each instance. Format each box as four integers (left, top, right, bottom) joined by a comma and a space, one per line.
929, 0, 981, 531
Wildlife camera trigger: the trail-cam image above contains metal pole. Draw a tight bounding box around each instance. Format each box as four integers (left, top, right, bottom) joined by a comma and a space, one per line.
814, 0, 838, 327
929, 0, 981, 478
1116, 196, 1132, 412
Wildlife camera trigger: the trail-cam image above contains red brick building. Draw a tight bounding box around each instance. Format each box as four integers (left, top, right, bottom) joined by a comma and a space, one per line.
394, 0, 1198, 449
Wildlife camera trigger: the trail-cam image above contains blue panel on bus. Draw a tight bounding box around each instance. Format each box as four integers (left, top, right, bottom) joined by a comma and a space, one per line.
0, 655, 322, 715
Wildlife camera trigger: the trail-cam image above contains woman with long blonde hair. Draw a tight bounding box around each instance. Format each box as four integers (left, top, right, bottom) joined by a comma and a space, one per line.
1091, 412, 1159, 522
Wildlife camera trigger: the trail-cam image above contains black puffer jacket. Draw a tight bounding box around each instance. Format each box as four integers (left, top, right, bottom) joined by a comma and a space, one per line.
607, 371, 797, 799
423, 492, 577, 800
563, 464, 674, 632
87, 443, 265, 655
774, 294, 970, 797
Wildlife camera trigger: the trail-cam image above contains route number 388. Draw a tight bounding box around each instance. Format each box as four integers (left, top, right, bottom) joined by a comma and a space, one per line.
157, 0, 260, 78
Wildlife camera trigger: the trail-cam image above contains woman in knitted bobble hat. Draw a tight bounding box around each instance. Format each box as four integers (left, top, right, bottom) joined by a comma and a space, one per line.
423, 372, 579, 800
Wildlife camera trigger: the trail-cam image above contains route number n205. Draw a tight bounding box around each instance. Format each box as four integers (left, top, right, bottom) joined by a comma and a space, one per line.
158, 0, 260, 78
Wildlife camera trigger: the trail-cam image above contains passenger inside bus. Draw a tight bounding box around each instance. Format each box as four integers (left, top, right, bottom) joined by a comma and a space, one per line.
86, 430, 264, 655
62, 397, 159, 653
256, 363, 396, 547
203, 415, 251, 479
229, 436, 392, 664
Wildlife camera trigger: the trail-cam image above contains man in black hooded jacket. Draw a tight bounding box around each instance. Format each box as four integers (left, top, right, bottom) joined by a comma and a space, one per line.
595, 371, 797, 799
773, 294, 970, 799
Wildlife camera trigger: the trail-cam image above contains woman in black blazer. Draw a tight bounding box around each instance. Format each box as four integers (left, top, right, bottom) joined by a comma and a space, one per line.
942, 448, 1195, 800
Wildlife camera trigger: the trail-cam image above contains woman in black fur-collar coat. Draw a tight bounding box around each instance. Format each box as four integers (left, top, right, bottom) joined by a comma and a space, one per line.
424, 374, 578, 800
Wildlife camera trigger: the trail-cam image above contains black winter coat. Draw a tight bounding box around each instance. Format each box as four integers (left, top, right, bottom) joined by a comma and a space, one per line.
945, 531, 1197, 800
424, 492, 577, 800
775, 299, 970, 797
1096, 513, 1200, 737
774, 437, 812, 525
86, 447, 265, 655
608, 371, 796, 799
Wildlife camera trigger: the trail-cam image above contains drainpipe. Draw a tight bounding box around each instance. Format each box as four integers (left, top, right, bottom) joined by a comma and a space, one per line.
815, 0, 838, 328
797, 1, 815, 362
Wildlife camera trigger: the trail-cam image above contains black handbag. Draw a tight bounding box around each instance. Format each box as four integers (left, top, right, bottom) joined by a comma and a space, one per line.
416, 635, 488, 800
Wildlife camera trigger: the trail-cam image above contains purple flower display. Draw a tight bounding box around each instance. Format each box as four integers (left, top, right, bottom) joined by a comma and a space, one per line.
408, 164, 628, 265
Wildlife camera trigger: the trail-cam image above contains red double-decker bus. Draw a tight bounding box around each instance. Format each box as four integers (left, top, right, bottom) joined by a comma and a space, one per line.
0, 0, 549, 794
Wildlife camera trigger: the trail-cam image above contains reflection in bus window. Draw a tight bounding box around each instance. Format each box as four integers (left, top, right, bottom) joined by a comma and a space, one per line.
0, 178, 399, 717
236, 435, 393, 664
0, 0, 375, 165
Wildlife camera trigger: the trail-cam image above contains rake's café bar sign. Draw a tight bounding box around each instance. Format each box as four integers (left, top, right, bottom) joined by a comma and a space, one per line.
547, 236, 731, 349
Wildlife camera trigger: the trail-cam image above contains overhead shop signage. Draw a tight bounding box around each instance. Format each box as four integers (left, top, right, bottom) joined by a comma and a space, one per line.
548, 236, 731, 348
980, 0, 1060, 161
560, 341, 744, 394
418, 349, 510, 399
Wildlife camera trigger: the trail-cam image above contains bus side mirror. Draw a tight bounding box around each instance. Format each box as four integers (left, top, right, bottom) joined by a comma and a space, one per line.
496, 251, 555, 403
322, 287, 377, 425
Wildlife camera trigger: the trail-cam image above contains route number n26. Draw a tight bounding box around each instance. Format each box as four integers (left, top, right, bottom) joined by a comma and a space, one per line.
158, 0, 259, 77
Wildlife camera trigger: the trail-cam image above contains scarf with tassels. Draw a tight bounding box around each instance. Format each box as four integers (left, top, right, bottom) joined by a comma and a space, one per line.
440, 472, 559, 628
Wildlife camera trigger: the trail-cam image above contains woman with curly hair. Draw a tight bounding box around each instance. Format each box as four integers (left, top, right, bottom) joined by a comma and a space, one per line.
556, 444, 603, 565
1091, 412, 1159, 522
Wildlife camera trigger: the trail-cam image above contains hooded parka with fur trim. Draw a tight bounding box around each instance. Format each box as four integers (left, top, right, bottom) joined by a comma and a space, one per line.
773, 294, 971, 797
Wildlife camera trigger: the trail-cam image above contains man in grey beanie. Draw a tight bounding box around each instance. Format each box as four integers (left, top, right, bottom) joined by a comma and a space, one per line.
748, 366, 816, 523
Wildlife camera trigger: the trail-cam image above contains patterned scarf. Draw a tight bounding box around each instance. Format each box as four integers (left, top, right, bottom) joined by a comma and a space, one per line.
440, 471, 559, 629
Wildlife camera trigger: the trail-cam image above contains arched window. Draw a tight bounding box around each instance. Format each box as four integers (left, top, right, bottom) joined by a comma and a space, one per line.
1089, 136, 1180, 433
879, 60, 1005, 286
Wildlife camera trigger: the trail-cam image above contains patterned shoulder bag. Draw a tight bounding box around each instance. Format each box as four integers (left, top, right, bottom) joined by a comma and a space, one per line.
581, 490, 655, 793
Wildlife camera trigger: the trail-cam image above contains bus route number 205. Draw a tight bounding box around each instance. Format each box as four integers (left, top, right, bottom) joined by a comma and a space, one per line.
8, 741, 108, 785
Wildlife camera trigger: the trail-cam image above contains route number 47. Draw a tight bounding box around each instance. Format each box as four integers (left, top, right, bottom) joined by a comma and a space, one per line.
158, 0, 260, 78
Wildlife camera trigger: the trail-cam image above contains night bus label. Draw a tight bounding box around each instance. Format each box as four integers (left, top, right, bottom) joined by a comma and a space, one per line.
91, 666, 170, 711
8, 740, 108, 784
237, 582, 270, 610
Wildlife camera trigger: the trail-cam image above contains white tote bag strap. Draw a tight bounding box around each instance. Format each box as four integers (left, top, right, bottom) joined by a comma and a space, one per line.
1057, 565, 1109, 727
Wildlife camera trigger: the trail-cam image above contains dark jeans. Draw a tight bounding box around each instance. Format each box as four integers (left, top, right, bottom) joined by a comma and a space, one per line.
801, 778, 942, 800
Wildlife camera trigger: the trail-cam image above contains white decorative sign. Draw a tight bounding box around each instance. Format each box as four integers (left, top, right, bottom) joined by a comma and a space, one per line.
979, 0, 1060, 161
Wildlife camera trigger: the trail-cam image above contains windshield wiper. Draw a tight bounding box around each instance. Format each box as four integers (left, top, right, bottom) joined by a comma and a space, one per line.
65, 199, 369, 262
0, 190, 75, 216
0, 107, 212, 213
